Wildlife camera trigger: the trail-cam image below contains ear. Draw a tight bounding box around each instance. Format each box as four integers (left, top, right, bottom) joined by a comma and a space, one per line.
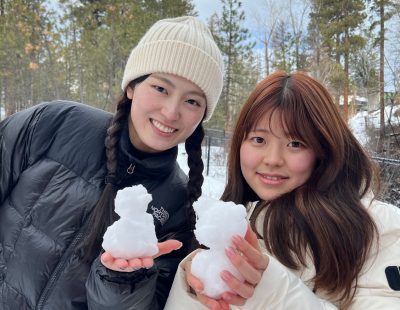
127, 86, 134, 99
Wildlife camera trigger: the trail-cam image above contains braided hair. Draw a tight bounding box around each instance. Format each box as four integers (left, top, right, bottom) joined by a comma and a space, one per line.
82, 76, 146, 262
82, 76, 206, 261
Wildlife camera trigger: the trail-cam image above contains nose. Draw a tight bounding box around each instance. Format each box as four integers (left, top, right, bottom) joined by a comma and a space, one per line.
263, 143, 284, 166
161, 99, 180, 121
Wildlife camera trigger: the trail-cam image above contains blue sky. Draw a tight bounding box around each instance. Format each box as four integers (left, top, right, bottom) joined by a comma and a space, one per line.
193, 0, 266, 31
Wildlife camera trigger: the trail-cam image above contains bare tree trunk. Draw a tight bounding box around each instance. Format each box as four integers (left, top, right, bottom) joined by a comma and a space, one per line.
378, 1, 385, 152
73, 23, 83, 103
343, 31, 349, 121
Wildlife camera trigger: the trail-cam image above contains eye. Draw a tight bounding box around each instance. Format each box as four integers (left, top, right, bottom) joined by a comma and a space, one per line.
152, 85, 167, 94
185, 99, 201, 107
251, 136, 265, 144
287, 140, 305, 148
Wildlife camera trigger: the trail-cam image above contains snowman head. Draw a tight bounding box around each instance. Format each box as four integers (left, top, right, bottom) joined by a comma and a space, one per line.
114, 185, 152, 218
193, 197, 247, 249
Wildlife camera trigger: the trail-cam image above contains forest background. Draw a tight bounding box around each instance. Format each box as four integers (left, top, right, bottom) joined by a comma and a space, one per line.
1, 0, 399, 204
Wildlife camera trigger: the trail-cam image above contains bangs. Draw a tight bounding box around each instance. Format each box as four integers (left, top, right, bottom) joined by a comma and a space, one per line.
243, 89, 322, 153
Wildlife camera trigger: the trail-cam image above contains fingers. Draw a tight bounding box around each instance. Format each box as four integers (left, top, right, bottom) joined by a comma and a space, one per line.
101, 239, 182, 273
221, 269, 255, 299
127, 257, 145, 269
155, 240, 183, 258
221, 291, 246, 307
225, 248, 261, 285
217, 233, 269, 302
197, 293, 230, 310
101, 252, 130, 272
244, 224, 260, 251
232, 235, 269, 271
185, 259, 204, 292
101, 252, 114, 264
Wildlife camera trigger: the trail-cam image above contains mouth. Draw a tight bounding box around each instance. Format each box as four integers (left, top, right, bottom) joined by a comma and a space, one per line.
151, 119, 177, 134
257, 172, 288, 184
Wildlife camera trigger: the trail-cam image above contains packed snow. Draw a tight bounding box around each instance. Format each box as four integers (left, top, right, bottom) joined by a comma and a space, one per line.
191, 196, 247, 298
102, 185, 158, 259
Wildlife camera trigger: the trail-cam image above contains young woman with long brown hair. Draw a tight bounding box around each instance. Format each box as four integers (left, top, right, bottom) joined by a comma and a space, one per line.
166, 71, 400, 309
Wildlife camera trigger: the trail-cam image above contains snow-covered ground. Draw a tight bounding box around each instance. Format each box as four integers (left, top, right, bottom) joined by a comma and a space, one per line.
177, 144, 226, 199
349, 105, 400, 147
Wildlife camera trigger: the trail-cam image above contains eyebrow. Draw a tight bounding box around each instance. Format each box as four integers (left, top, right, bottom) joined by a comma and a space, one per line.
151, 74, 206, 99
251, 128, 270, 133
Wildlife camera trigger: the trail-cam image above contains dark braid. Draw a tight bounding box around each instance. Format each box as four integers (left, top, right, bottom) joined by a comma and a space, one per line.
81, 76, 148, 262
185, 124, 205, 232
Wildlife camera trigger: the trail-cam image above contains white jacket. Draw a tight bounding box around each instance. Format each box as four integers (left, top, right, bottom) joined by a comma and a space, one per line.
165, 196, 400, 309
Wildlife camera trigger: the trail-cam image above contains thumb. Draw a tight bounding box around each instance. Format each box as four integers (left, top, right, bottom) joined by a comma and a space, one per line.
154, 240, 183, 258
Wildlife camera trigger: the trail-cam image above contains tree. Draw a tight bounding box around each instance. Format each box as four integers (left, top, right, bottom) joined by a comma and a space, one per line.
251, 0, 281, 76
0, 0, 59, 116
209, 0, 256, 131
288, 0, 309, 71
369, 0, 397, 151
310, 0, 366, 120
351, 30, 379, 110
272, 19, 295, 72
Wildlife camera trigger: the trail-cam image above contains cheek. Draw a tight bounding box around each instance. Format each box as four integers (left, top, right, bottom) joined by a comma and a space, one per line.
239, 143, 259, 173
288, 152, 316, 179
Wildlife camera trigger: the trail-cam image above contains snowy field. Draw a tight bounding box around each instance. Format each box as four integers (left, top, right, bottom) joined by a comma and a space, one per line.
177, 144, 226, 200
349, 105, 400, 147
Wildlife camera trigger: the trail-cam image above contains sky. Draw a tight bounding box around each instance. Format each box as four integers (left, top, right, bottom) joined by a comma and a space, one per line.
192, 0, 268, 34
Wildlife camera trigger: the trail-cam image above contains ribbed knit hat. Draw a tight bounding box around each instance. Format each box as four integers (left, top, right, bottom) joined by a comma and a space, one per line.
121, 16, 224, 121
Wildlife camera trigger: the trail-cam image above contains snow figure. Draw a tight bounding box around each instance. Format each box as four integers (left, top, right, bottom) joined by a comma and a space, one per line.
191, 196, 248, 299
102, 185, 158, 259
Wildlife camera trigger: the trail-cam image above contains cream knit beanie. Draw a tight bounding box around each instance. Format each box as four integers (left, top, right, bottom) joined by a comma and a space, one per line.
121, 16, 224, 121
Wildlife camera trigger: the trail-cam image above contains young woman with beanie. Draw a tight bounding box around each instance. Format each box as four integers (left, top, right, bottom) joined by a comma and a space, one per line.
0, 16, 224, 309
165, 71, 400, 310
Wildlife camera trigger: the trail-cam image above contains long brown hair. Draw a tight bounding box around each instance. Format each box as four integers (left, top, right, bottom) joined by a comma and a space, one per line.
221, 71, 379, 307
82, 76, 205, 261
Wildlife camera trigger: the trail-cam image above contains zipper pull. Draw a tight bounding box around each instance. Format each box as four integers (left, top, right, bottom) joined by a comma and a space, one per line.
127, 163, 135, 174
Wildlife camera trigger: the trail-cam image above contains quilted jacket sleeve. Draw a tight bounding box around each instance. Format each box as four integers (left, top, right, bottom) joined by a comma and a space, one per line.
164, 254, 336, 310
86, 229, 193, 309
86, 257, 159, 310
0, 104, 46, 205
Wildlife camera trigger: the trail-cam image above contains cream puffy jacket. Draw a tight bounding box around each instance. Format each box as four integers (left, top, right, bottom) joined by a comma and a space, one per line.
165, 195, 400, 309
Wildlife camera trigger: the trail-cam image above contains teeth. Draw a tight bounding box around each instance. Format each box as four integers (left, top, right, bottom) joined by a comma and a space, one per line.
265, 175, 280, 180
152, 120, 175, 133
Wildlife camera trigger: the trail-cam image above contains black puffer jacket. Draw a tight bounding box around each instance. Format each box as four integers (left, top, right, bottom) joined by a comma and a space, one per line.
0, 101, 193, 309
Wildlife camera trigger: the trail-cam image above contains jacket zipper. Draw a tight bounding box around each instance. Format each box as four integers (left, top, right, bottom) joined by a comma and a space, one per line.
36, 232, 83, 309
127, 163, 135, 174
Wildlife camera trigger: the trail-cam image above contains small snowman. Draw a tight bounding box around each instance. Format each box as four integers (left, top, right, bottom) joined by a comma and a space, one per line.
191, 196, 248, 299
102, 185, 158, 259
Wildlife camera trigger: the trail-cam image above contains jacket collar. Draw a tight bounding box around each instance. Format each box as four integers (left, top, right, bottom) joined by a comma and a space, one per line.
116, 120, 178, 184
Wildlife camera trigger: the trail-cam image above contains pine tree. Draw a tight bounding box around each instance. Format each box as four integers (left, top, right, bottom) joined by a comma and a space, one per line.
310, 0, 366, 120
272, 19, 295, 72
209, 0, 256, 131
368, 0, 397, 151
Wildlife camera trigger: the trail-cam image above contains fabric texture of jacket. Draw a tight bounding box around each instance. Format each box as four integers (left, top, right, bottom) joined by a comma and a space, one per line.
164, 195, 400, 309
0, 101, 193, 309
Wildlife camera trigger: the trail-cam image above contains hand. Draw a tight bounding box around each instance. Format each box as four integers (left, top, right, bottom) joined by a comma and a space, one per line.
101, 239, 182, 272
185, 251, 230, 310
220, 224, 269, 306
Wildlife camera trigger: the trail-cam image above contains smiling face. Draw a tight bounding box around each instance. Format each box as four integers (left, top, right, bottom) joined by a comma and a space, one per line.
126, 73, 206, 153
240, 111, 317, 201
